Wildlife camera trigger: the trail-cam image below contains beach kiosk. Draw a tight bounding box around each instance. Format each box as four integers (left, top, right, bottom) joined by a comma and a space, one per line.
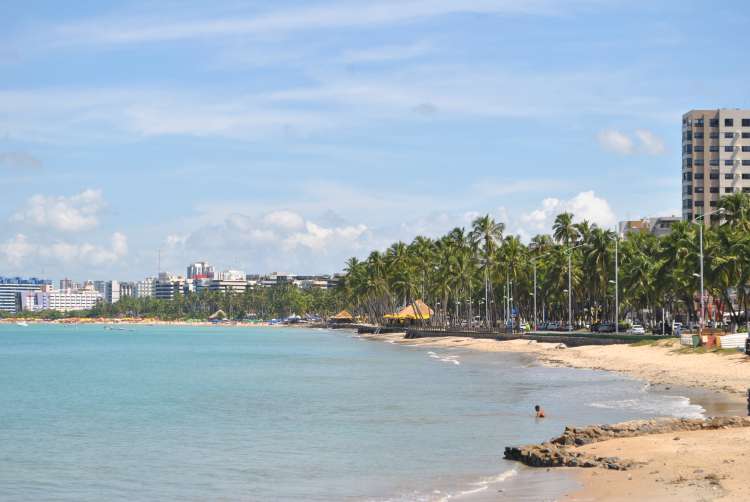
383, 300, 434, 326
329, 310, 355, 325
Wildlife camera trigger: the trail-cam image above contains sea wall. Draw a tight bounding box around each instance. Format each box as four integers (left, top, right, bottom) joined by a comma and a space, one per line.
404, 329, 665, 346
504, 417, 750, 470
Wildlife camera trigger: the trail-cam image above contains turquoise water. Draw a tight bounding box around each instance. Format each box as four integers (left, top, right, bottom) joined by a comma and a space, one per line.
0, 325, 703, 501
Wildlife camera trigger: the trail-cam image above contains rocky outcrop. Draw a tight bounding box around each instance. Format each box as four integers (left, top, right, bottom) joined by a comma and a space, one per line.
504, 416, 750, 470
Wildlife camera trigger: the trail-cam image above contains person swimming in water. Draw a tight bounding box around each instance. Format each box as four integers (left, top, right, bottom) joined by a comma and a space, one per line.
534, 405, 545, 418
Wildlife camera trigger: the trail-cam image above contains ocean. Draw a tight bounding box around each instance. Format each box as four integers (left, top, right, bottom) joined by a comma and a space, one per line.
0, 324, 705, 501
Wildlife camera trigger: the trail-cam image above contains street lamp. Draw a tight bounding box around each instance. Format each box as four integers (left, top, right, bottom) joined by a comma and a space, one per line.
610, 230, 619, 334
693, 208, 724, 334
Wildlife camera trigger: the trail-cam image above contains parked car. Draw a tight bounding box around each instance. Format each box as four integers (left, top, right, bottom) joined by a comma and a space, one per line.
627, 324, 645, 335
597, 322, 616, 333
651, 322, 672, 335
546, 322, 559, 330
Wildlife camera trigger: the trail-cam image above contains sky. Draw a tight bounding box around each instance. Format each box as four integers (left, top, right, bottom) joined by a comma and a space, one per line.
1, 0, 749, 282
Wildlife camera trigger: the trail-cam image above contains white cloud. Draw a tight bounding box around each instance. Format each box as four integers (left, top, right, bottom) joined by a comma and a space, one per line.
634, 128, 666, 155
597, 129, 634, 155
341, 42, 431, 63
0, 234, 34, 266
518, 190, 616, 235
40, 232, 128, 266
597, 128, 666, 156
10, 189, 105, 232
50, 1, 570, 46
264, 210, 305, 230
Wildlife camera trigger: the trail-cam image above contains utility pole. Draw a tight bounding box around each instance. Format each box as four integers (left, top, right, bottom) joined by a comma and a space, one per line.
568, 249, 572, 333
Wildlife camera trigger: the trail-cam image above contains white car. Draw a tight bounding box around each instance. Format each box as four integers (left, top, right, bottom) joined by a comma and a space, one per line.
627, 324, 645, 334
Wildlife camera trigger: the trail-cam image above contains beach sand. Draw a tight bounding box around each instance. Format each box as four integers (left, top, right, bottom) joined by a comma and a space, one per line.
562, 427, 750, 501
360, 332, 750, 501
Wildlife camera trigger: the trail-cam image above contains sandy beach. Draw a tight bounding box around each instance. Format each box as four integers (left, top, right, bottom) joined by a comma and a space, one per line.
361, 332, 750, 501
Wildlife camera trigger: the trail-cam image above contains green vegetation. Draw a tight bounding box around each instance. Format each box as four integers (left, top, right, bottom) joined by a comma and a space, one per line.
4, 285, 342, 321
338, 193, 750, 328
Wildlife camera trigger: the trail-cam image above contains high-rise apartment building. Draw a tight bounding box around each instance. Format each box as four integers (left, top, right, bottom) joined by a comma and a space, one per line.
0, 277, 52, 313
187, 261, 215, 280
682, 109, 750, 224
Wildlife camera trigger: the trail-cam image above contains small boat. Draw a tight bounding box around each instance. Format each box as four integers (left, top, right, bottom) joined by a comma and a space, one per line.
16, 321, 29, 327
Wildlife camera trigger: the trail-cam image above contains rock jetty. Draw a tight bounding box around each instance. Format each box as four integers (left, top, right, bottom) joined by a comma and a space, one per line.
504, 416, 750, 470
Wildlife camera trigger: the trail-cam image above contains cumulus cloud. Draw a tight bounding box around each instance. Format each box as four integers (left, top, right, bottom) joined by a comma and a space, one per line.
172, 209, 374, 273
0, 232, 127, 270
40, 232, 128, 266
264, 210, 305, 230
597, 128, 665, 156
11, 189, 105, 232
519, 190, 616, 235
634, 128, 666, 155
0, 234, 34, 266
0, 151, 42, 169
597, 129, 634, 155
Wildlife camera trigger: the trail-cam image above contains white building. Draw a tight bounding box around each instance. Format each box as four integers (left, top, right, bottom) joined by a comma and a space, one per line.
106, 280, 120, 304
22, 288, 102, 312
134, 277, 156, 298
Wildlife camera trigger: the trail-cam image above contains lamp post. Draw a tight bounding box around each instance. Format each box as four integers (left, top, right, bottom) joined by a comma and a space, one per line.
532, 260, 537, 331
567, 249, 572, 333
693, 208, 724, 334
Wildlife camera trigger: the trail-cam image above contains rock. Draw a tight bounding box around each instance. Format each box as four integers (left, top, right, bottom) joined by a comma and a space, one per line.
504, 416, 750, 471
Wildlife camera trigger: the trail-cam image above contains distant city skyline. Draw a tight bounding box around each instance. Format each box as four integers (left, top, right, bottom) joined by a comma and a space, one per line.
2, 1, 749, 278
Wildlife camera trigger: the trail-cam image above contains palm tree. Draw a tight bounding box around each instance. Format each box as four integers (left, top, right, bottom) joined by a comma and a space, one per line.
553, 212, 579, 246
470, 215, 504, 325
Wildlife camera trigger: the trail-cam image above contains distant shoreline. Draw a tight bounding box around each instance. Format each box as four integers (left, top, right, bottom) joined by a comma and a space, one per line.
0, 318, 325, 328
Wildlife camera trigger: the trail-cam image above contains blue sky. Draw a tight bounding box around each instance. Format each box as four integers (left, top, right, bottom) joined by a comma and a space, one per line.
1, 0, 749, 281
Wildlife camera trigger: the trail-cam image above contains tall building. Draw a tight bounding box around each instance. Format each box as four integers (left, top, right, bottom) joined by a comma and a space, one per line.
209, 270, 247, 293
60, 278, 79, 291
682, 109, 750, 224
105, 280, 121, 304
22, 288, 102, 312
187, 261, 215, 280
134, 277, 156, 298
155, 273, 185, 300
0, 277, 52, 313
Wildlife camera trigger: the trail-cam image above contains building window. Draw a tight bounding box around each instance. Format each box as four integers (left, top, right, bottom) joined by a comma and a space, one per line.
743, 132, 750, 138
710, 159, 719, 166
710, 186, 719, 193
708, 132, 717, 139
685, 186, 693, 195
696, 132, 705, 139
695, 160, 704, 166
709, 119, 718, 127
709, 172, 719, 179
725, 187, 734, 193
725, 118, 734, 127
710, 200, 718, 207
743, 118, 750, 127
743, 146, 750, 152
725, 132, 735, 139
686, 158, 693, 167
687, 212, 693, 220
743, 174, 750, 180
695, 173, 704, 180
696, 119, 705, 127
725, 146, 734, 152
745, 188, 750, 193
725, 159, 734, 165
744, 160, 750, 166
709, 145, 719, 152
695, 145, 704, 152
684, 144, 693, 154
725, 173, 734, 179
695, 186, 705, 193
684, 172, 693, 181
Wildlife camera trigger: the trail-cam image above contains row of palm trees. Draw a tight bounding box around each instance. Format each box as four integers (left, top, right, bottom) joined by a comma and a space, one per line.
338, 193, 750, 331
